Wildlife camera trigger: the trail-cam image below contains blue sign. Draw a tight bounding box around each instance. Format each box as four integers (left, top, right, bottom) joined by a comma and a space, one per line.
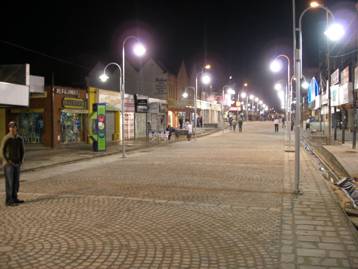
308, 77, 319, 104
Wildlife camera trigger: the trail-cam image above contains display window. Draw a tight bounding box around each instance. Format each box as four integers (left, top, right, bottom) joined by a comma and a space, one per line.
18, 113, 44, 144
60, 112, 83, 143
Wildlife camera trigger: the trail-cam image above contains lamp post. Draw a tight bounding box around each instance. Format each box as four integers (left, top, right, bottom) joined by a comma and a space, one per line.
241, 92, 248, 121
121, 36, 146, 157
294, 2, 345, 194
270, 54, 292, 149
194, 68, 211, 134
99, 62, 124, 157
222, 86, 235, 132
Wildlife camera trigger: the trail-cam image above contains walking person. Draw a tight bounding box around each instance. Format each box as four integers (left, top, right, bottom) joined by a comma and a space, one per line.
274, 118, 280, 133
282, 116, 286, 128
232, 118, 237, 132
238, 113, 244, 133
1, 121, 25, 206
185, 121, 193, 141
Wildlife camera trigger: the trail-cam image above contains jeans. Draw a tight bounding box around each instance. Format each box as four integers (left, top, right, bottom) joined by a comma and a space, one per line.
275, 124, 279, 133
4, 163, 20, 203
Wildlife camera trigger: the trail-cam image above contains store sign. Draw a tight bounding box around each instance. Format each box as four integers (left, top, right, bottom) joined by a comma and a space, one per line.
148, 102, 160, 113
308, 77, 319, 104
330, 84, 339, 106
63, 98, 86, 109
331, 69, 339, 85
135, 98, 148, 113
354, 66, 358, 90
155, 78, 167, 95
341, 66, 349, 85
98, 89, 120, 111
339, 82, 353, 105
124, 112, 135, 140
124, 95, 135, 112
56, 88, 79, 96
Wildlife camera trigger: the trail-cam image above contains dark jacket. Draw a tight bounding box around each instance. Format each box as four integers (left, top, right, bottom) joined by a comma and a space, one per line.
1, 133, 24, 166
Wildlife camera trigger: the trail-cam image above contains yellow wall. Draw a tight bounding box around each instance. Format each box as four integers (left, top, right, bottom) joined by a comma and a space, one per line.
0, 108, 5, 142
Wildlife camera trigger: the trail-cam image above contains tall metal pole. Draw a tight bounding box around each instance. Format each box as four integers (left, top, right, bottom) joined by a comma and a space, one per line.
121, 42, 127, 158
195, 76, 198, 136
326, 12, 332, 145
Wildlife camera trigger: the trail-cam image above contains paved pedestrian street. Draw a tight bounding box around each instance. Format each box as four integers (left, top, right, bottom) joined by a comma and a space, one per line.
0, 122, 357, 269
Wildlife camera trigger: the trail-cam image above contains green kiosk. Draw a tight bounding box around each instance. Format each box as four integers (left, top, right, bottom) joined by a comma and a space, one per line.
90, 103, 106, 151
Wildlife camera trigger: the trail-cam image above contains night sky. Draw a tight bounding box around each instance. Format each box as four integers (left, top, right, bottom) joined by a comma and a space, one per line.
1, 0, 357, 107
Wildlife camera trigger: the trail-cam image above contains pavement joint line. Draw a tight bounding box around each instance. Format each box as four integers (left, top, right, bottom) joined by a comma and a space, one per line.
2, 191, 281, 211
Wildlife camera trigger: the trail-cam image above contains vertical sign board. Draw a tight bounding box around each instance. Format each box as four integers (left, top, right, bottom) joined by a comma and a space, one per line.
92, 103, 106, 151
354, 66, 358, 90
97, 104, 106, 151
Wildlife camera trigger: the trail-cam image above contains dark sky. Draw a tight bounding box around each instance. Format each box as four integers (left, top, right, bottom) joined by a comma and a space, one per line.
1, 0, 357, 107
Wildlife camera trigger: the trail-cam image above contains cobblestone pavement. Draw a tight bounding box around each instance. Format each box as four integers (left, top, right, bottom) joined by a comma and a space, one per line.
0, 122, 357, 268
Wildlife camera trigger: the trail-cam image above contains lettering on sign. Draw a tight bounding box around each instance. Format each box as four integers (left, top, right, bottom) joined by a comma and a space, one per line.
62, 98, 86, 109
56, 88, 80, 96
155, 78, 167, 94
330, 69, 339, 85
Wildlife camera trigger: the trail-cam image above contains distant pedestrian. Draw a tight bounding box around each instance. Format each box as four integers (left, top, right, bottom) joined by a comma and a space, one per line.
238, 114, 244, 132
166, 125, 175, 141
179, 116, 183, 129
1, 122, 25, 206
282, 116, 286, 128
306, 118, 310, 130
232, 119, 237, 132
185, 121, 193, 141
274, 118, 279, 133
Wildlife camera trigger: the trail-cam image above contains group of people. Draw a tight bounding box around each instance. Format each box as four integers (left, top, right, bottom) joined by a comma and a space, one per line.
228, 114, 244, 132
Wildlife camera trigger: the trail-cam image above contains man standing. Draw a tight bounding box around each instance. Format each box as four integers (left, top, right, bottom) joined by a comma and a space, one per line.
1, 121, 25, 206
274, 118, 280, 133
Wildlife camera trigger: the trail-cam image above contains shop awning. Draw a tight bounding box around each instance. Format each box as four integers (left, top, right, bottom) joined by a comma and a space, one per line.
62, 109, 89, 114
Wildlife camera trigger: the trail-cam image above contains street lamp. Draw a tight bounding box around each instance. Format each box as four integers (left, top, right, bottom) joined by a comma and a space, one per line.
121, 36, 146, 157
270, 54, 292, 150
274, 83, 283, 91
99, 62, 124, 157
294, 2, 345, 193
222, 85, 235, 132
194, 69, 212, 134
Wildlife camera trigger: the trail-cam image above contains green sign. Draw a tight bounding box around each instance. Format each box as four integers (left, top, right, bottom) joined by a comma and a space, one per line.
90, 103, 106, 152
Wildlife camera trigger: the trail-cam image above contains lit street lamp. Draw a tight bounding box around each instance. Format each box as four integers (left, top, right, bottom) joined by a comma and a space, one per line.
99, 62, 123, 157
270, 54, 292, 150
222, 85, 235, 132
121, 37, 146, 156
293, 2, 345, 193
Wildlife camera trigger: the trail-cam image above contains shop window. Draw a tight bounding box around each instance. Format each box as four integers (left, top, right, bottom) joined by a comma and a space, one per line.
60, 112, 82, 143
18, 113, 44, 144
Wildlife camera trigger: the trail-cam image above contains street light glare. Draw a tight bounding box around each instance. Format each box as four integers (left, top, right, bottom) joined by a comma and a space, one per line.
324, 23, 345, 42
310, 1, 320, 8
249, 94, 254, 100
241, 92, 247, 98
259, 100, 263, 105
99, 73, 109, 82
274, 83, 282, 91
204, 64, 211, 70
270, 60, 282, 73
301, 80, 309, 90
201, 73, 212, 85
182, 92, 188, 98
133, 42, 146, 57
227, 88, 235, 95
255, 97, 259, 102
244, 83, 248, 87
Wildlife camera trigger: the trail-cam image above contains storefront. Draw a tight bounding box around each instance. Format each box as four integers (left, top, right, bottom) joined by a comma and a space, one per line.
53, 87, 88, 145
135, 94, 148, 139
